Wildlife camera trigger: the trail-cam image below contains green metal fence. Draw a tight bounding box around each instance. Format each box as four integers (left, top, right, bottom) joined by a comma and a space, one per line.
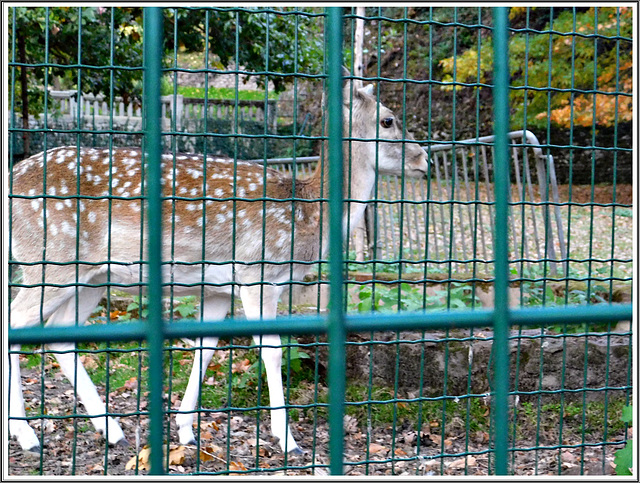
7, 6, 633, 476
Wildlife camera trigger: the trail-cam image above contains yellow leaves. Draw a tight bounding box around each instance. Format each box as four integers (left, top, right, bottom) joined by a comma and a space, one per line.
439, 45, 493, 92
509, 7, 529, 21
168, 445, 187, 465
541, 92, 633, 129
125, 445, 186, 472
126, 446, 151, 471
229, 461, 248, 472
368, 443, 388, 454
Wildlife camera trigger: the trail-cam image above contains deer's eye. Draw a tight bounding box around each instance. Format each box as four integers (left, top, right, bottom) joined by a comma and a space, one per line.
381, 117, 394, 129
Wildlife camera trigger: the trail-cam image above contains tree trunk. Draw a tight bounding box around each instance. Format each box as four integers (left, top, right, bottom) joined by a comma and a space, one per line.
354, 7, 365, 78
18, 33, 30, 158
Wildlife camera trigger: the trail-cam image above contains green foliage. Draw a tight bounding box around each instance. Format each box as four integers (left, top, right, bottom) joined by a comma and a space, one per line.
341, 387, 492, 433
116, 295, 199, 321
160, 84, 279, 101
351, 281, 482, 313
163, 7, 324, 93
9, 7, 144, 115
9, 6, 323, 125
172, 296, 199, 319
616, 208, 633, 218
517, 399, 628, 444
614, 405, 633, 475
439, 7, 632, 129
174, 116, 314, 160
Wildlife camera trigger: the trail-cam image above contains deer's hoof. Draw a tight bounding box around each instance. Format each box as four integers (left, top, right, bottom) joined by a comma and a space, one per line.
288, 446, 304, 456
178, 426, 196, 446
113, 438, 130, 448
26, 443, 41, 454
11, 427, 41, 455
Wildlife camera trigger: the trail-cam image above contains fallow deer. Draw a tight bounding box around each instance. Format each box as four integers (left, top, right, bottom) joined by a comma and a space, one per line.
8, 70, 429, 454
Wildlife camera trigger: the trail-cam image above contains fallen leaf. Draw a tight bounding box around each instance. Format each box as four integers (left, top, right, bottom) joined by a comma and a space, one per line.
394, 448, 407, 456
473, 430, 490, 444
448, 455, 477, 469
232, 359, 251, 374
126, 446, 151, 471
428, 434, 453, 449
199, 444, 224, 463
368, 443, 388, 454
200, 421, 220, 432
111, 310, 127, 320
87, 463, 104, 473
229, 461, 248, 472
168, 445, 186, 465
123, 377, 138, 391
79, 355, 98, 370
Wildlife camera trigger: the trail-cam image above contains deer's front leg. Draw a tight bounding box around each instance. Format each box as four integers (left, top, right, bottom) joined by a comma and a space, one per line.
241, 286, 301, 455
252, 333, 301, 454
176, 336, 219, 445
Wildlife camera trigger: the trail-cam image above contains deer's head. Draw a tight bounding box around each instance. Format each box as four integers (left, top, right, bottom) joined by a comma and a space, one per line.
342, 67, 430, 180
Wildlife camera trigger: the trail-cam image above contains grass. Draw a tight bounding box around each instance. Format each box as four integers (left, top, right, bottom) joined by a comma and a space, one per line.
516, 399, 628, 440
162, 51, 279, 101
161, 84, 279, 101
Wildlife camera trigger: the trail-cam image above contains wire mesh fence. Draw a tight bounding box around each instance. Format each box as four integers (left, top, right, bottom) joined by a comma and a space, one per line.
6, 6, 633, 477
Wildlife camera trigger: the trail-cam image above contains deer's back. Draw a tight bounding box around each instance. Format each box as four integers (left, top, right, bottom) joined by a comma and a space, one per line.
11, 147, 321, 289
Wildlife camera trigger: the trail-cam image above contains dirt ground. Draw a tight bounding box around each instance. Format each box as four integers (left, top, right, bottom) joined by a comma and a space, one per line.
556, 183, 633, 205
8, 362, 624, 477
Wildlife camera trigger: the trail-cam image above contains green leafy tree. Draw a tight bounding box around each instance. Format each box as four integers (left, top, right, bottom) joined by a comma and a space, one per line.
9, 7, 325, 156
163, 7, 324, 93
8, 7, 144, 155
9, 7, 144, 111
439, 7, 632, 129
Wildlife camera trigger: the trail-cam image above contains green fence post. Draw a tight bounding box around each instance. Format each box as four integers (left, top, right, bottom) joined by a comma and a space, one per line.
143, 7, 165, 476
326, 6, 346, 476
492, 7, 511, 476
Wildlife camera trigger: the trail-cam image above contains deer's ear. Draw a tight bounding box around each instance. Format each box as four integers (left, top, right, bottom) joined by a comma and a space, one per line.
360, 84, 374, 96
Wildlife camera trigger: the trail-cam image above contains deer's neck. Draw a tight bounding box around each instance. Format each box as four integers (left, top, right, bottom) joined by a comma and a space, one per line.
304, 140, 376, 241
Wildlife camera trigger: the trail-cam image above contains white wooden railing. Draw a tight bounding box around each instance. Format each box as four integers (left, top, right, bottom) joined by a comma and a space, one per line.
46, 90, 277, 131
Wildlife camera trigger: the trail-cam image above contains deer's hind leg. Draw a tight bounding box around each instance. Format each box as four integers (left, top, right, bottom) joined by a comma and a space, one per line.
176, 294, 231, 445
8, 266, 87, 452
45, 286, 127, 446
8, 266, 126, 450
